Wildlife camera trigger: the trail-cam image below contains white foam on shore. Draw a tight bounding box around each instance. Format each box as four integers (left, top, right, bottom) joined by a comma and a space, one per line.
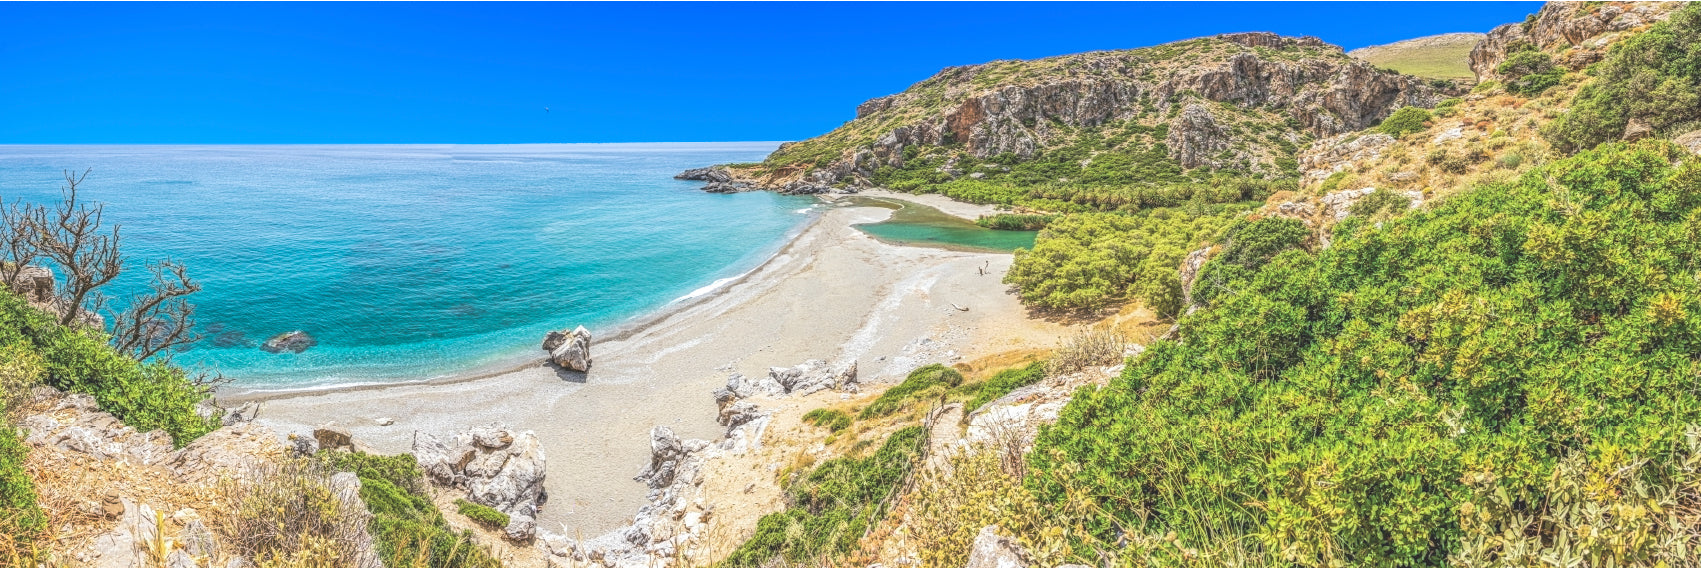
672, 271, 752, 304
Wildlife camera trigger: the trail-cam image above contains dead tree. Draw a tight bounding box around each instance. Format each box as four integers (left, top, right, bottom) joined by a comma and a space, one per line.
31, 169, 124, 327
0, 196, 42, 289
109, 259, 203, 361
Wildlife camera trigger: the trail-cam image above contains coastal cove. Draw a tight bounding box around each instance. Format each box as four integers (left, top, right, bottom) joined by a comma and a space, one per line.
0, 143, 819, 388
232, 198, 1071, 537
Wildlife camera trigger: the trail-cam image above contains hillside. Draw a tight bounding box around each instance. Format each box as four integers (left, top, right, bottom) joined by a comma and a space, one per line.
1347, 32, 1484, 82
697, 32, 1456, 197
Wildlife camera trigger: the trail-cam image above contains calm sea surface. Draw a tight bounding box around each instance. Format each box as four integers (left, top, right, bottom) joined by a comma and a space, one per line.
0, 144, 817, 388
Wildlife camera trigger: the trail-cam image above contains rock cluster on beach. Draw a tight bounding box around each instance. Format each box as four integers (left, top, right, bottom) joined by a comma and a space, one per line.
413, 426, 548, 541
542, 325, 593, 372
260, 330, 316, 354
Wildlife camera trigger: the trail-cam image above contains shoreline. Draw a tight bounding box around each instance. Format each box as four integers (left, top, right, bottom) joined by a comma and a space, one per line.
220, 204, 833, 403
221, 190, 996, 403
239, 193, 1067, 537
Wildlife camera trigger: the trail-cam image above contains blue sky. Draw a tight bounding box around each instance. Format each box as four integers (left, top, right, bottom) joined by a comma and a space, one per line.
0, 2, 1541, 144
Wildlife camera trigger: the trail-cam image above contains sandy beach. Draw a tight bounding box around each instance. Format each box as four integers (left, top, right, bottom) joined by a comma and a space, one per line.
230, 196, 1069, 536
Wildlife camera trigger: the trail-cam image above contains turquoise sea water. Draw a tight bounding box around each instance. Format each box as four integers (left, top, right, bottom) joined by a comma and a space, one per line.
0, 144, 817, 389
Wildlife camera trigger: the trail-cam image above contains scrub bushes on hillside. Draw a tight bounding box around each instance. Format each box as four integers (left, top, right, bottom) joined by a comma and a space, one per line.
1028, 141, 1701, 565
1544, 3, 1701, 153
719, 426, 928, 568
1006, 212, 1231, 313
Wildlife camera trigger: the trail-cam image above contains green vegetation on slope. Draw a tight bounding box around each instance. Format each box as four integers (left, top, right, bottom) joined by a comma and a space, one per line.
0, 289, 216, 446
1028, 140, 1701, 565
327, 452, 503, 568
859, 364, 964, 419
719, 426, 928, 568
1544, 3, 1701, 153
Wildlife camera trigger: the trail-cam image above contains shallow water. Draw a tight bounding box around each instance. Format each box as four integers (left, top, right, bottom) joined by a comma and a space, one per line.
0, 144, 816, 388
846, 197, 1037, 252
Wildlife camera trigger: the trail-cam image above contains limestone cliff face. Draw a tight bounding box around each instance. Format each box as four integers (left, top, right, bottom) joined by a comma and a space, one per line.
1469, 1, 1680, 82
744, 32, 1449, 192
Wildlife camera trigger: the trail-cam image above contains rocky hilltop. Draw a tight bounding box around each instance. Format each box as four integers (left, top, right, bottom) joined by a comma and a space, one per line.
1470, 1, 1681, 81
693, 32, 1454, 194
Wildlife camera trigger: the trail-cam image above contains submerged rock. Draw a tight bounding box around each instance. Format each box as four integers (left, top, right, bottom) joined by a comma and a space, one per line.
543, 325, 592, 372
260, 330, 316, 354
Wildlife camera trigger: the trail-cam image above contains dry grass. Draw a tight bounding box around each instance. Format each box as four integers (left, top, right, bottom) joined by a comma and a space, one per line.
214, 458, 372, 568
1045, 327, 1129, 377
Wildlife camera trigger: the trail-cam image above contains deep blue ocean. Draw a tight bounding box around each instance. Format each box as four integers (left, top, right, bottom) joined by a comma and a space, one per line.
0, 144, 817, 388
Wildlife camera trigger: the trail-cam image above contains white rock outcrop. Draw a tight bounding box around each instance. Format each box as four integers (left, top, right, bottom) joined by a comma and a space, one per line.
413, 426, 548, 541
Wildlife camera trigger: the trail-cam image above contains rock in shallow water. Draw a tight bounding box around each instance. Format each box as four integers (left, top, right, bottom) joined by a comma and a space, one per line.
260, 330, 316, 354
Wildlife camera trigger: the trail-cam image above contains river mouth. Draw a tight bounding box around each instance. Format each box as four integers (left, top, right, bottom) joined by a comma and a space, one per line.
841, 197, 1037, 253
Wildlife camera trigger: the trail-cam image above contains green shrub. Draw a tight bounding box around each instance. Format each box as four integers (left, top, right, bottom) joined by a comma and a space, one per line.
1496, 47, 1562, 96
1029, 140, 1701, 566
1318, 170, 1348, 194
327, 452, 502, 568
964, 361, 1047, 413
454, 500, 509, 530
1346, 187, 1412, 219
859, 364, 963, 419
1190, 217, 1310, 307
0, 290, 216, 446
720, 426, 928, 568
1006, 212, 1232, 314
802, 408, 853, 433
1545, 3, 1701, 153
975, 213, 1055, 231
0, 427, 45, 549
1376, 106, 1433, 138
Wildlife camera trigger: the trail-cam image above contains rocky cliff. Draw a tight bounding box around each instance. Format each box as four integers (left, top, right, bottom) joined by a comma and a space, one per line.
1469, 1, 1680, 82
712, 32, 1453, 194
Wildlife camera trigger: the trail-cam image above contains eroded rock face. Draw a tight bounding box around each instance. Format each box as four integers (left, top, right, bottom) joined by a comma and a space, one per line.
543, 326, 593, 372
683, 32, 1445, 192
1298, 132, 1396, 182
260, 330, 316, 354
1469, 1, 1681, 82
412, 426, 547, 541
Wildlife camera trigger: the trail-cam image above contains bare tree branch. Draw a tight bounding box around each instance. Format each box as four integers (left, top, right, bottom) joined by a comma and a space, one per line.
0, 196, 44, 291
110, 259, 203, 361
31, 169, 124, 327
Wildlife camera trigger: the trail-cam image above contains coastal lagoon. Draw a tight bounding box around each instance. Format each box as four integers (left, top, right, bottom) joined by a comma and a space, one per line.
0, 144, 817, 388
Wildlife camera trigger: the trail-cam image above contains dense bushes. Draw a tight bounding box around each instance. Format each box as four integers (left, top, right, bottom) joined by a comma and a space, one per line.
1544, 3, 1701, 153
1028, 141, 1701, 565
975, 213, 1055, 231
0, 290, 216, 445
1376, 106, 1433, 138
1007, 212, 1231, 314
1496, 43, 1563, 96
720, 426, 928, 568
859, 364, 963, 419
